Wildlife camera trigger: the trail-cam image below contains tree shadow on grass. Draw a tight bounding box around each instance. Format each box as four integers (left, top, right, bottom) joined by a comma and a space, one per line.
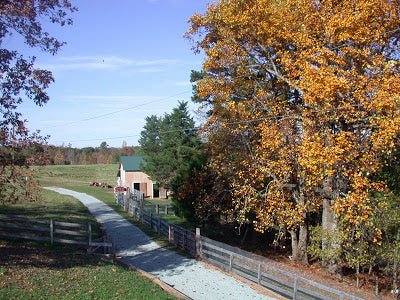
0, 239, 108, 270
0, 203, 93, 223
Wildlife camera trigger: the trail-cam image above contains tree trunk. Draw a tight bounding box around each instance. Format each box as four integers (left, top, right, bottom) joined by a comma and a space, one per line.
290, 229, 298, 260
290, 224, 309, 264
393, 229, 399, 296
322, 197, 341, 273
322, 174, 342, 274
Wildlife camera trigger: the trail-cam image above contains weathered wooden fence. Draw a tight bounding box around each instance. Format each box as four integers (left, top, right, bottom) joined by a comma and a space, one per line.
0, 214, 114, 254
144, 204, 175, 216
116, 190, 196, 256
115, 191, 364, 300
198, 236, 364, 300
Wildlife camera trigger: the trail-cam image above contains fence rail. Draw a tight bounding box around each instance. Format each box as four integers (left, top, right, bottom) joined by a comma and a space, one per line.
199, 236, 363, 300
116, 191, 196, 256
0, 214, 113, 254
115, 191, 364, 300
144, 204, 175, 216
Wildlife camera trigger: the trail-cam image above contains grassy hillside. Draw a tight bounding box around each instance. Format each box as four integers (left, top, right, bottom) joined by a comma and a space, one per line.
35, 164, 118, 188
0, 186, 176, 300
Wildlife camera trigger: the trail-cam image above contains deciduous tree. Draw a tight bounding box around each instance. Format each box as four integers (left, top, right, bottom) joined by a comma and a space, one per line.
0, 0, 76, 202
187, 0, 400, 268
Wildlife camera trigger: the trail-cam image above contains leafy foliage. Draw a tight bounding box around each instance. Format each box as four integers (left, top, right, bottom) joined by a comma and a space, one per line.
139, 102, 203, 219
0, 0, 76, 203
139, 102, 202, 189
187, 0, 400, 282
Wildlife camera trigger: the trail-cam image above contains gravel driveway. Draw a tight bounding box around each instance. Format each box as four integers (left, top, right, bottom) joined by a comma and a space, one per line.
46, 187, 278, 300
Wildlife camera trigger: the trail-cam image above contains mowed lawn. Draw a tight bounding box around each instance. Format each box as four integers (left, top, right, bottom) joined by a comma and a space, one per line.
0, 186, 176, 299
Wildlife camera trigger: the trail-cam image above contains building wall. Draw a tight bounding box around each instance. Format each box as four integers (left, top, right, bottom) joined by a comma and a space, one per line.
119, 165, 168, 199
123, 171, 153, 197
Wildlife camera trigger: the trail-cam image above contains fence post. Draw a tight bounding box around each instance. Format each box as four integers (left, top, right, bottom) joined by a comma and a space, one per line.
124, 196, 128, 211
165, 206, 168, 215
150, 212, 153, 230
50, 219, 54, 245
156, 204, 159, 214
229, 253, 233, 272
257, 263, 262, 284
157, 216, 161, 233
195, 228, 201, 258
88, 222, 92, 246
169, 224, 172, 242
293, 277, 298, 300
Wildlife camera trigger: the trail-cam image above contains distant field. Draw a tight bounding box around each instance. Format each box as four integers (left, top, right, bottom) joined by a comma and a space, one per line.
34, 163, 188, 227
35, 164, 118, 188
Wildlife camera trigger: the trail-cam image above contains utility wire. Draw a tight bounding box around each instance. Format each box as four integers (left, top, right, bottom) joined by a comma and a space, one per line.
61, 99, 393, 144
45, 90, 191, 129
61, 115, 303, 144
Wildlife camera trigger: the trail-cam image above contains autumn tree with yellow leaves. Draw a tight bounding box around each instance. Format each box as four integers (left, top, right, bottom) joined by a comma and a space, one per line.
187, 0, 400, 283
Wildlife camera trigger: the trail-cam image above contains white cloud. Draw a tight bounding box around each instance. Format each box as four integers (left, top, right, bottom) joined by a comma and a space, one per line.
59, 94, 176, 112
38, 55, 181, 72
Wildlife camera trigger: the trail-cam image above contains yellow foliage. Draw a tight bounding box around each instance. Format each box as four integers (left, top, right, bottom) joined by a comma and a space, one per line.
188, 0, 400, 232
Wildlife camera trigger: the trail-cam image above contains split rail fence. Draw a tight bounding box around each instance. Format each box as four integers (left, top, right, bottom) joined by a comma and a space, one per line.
116, 191, 364, 300
0, 214, 114, 254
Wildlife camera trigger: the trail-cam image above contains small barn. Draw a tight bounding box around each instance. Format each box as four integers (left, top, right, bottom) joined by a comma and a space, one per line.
117, 155, 167, 199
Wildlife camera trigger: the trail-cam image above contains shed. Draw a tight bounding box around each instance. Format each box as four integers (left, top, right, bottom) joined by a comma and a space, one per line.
117, 155, 167, 199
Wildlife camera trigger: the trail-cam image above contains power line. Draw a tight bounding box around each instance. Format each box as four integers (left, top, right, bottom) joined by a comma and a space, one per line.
60, 100, 392, 145
61, 115, 293, 144
45, 90, 192, 129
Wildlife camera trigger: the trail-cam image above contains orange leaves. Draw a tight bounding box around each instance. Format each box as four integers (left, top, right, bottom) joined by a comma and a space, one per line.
187, 0, 400, 237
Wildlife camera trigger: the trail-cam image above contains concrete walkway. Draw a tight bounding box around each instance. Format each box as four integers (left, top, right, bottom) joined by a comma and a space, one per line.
46, 187, 277, 300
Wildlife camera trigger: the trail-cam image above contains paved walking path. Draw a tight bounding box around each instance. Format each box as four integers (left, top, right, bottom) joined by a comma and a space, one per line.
46, 187, 277, 300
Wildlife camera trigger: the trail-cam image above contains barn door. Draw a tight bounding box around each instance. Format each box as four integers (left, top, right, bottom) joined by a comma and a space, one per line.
139, 182, 147, 196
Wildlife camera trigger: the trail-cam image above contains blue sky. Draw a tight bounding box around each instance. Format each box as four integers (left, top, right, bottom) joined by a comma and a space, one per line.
15, 0, 212, 148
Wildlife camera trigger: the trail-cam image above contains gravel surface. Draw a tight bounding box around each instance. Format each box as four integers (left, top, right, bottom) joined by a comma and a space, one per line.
46, 187, 278, 300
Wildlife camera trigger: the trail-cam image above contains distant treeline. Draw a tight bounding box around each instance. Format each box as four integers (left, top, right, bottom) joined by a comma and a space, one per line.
44, 142, 137, 165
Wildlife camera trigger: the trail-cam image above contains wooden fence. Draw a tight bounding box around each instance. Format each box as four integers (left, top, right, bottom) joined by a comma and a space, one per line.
115, 192, 364, 300
116, 191, 196, 256
144, 204, 175, 216
199, 236, 364, 300
0, 215, 114, 254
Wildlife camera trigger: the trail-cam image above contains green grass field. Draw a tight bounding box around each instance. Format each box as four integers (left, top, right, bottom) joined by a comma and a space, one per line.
0, 184, 176, 300
0, 239, 176, 300
35, 164, 118, 188
35, 164, 189, 227
2, 188, 99, 224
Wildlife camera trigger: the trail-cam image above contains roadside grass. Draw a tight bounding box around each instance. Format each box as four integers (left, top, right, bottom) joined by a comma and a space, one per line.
0, 240, 176, 300
145, 198, 173, 206
1, 188, 97, 224
0, 179, 177, 300
0, 188, 102, 238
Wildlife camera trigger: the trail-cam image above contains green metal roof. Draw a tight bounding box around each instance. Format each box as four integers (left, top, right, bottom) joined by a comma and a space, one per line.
120, 155, 145, 171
